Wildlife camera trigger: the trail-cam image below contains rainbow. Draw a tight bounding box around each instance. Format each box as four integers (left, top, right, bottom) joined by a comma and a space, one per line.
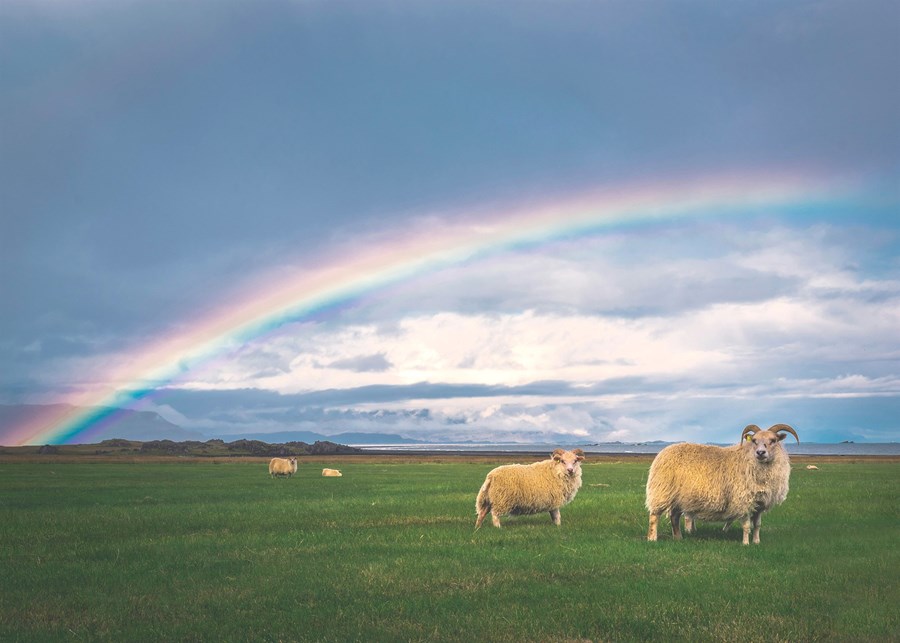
10, 174, 848, 445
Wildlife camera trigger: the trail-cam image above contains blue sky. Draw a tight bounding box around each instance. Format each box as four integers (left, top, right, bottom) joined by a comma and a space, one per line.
1, 0, 898, 444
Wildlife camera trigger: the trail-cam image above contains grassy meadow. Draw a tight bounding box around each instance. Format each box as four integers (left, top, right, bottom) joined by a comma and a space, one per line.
1, 456, 897, 642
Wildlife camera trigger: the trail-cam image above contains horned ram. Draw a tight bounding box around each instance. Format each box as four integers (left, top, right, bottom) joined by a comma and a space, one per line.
645, 424, 799, 545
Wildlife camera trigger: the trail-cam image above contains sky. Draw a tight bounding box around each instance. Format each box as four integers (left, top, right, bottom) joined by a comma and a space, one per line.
1, 0, 898, 446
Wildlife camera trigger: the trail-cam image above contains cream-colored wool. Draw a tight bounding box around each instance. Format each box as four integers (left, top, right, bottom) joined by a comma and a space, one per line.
269, 457, 298, 478
646, 424, 798, 545
321, 468, 342, 477
475, 449, 584, 528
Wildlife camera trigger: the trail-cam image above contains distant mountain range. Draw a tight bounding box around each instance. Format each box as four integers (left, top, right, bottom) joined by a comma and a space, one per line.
0, 437, 363, 458
235, 430, 427, 445
0, 404, 205, 444
0, 404, 426, 446
0, 404, 598, 447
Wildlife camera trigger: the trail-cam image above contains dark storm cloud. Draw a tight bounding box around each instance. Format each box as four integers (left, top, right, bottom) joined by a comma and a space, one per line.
3, 0, 897, 355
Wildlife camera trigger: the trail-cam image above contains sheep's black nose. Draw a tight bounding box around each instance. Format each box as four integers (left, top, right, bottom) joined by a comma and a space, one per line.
756, 449, 767, 457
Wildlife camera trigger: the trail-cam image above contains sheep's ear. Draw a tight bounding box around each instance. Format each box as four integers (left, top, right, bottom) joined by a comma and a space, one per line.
573, 448, 585, 460
551, 449, 564, 460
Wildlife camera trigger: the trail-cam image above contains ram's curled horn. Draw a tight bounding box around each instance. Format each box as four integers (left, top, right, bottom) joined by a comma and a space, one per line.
769, 424, 800, 444
741, 424, 762, 442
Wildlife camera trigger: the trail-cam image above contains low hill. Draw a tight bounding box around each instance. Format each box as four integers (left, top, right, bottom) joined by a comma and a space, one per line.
0, 404, 204, 443
0, 437, 363, 458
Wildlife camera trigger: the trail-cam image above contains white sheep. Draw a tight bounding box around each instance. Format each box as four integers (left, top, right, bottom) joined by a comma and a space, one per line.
646, 424, 799, 545
268, 457, 298, 478
475, 449, 585, 528
321, 468, 342, 477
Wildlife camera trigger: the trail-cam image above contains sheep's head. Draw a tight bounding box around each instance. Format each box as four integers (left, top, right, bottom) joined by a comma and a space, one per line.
551, 448, 585, 476
289, 457, 297, 465
741, 424, 799, 463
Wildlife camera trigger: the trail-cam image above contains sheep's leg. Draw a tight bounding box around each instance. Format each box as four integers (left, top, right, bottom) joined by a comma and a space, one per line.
741, 516, 752, 545
751, 511, 762, 544
647, 512, 659, 541
684, 514, 694, 534
491, 512, 501, 528
669, 508, 683, 540
475, 505, 489, 529
549, 509, 561, 526
722, 520, 732, 532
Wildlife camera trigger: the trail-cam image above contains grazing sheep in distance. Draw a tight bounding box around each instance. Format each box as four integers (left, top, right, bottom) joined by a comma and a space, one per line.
806, 465, 819, 470
646, 424, 799, 545
269, 457, 298, 478
475, 449, 585, 528
322, 468, 342, 477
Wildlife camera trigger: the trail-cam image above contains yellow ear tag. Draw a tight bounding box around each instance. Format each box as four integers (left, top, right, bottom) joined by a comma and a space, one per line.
745, 434, 752, 441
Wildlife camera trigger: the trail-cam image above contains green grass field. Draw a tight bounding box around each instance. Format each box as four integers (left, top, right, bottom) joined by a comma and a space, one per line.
1, 458, 897, 642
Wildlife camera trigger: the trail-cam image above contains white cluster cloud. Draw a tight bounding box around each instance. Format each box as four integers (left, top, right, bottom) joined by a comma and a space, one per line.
177, 311, 700, 394
132, 220, 897, 443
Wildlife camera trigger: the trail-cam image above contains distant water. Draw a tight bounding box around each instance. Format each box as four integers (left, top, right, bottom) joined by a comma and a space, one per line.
356, 442, 900, 456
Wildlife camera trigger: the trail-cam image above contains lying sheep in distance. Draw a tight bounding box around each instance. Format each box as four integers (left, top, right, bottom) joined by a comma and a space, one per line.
322, 468, 342, 477
269, 457, 298, 478
475, 448, 585, 528
646, 424, 799, 545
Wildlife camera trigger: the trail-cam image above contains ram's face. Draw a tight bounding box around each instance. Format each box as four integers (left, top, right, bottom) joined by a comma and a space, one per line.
746, 431, 783, 463
551, 449, 585, 475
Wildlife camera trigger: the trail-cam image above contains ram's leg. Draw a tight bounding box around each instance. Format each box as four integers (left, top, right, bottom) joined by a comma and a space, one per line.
491, 511, 501, 528
549, 508, 561, 525
647, 512, 659, 541
723, 520, 733, 532
669, 508, 683, 540
751, 511, 762, 544
475, 505, 489, 528
684, 515, 695, 534
741, 516, 751, 545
